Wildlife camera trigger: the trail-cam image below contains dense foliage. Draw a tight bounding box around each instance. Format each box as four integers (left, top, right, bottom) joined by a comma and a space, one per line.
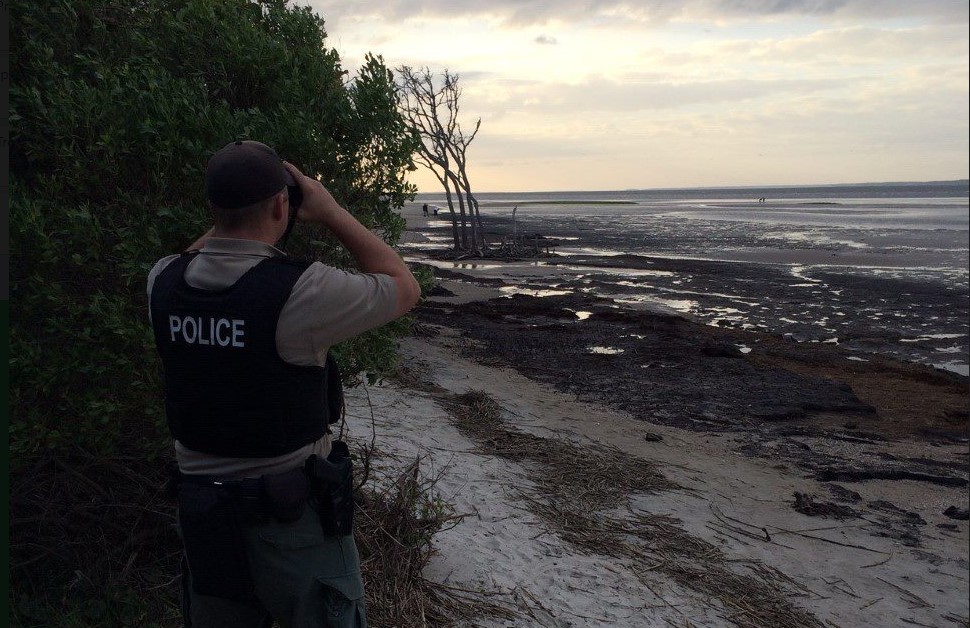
9, 0, 420, 623
10, 0, 419, 461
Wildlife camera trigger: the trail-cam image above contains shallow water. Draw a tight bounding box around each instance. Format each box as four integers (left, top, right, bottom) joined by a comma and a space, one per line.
408, 182, 969, 375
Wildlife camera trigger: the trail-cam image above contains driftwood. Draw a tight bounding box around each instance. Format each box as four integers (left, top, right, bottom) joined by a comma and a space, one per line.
493, 233, 561, 258
792, 491, 860, 519
817, 467, 968, 487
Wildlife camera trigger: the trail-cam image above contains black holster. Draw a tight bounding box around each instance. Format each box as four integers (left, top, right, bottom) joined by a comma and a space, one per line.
305, 440, 354, 537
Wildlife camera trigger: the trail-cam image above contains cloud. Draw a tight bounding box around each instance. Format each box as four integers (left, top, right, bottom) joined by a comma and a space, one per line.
306, 0, 969, 28
473, 76, 854, 114
693, 24, 968, 70
303, 0, 969, 190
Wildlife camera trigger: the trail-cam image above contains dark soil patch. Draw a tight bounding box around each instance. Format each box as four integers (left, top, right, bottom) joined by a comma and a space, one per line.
418, 291, 968, 442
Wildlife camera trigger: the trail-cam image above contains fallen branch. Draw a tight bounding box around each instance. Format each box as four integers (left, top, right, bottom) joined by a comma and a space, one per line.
817, 468, 968, 488
764, 524, 891, 554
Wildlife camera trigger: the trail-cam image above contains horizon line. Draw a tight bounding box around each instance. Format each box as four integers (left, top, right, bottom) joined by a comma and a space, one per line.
414, 178, 969, 196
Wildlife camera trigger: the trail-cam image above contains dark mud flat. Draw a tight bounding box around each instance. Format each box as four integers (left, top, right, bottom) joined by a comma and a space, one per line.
415, 211, 970, 372
417, 280, 970, 501
419, 290, 967, 436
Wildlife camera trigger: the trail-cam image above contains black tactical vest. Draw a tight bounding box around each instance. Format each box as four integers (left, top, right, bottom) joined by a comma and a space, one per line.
150, 253, 335, 457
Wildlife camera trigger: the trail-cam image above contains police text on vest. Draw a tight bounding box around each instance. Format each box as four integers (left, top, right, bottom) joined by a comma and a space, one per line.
169, 315, 245, 347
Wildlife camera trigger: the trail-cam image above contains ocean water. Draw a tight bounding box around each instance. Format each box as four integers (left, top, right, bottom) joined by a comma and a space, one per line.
407, 181, 970, 376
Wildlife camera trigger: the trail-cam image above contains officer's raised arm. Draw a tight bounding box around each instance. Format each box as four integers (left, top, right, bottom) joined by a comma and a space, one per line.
283, 161, 420, 318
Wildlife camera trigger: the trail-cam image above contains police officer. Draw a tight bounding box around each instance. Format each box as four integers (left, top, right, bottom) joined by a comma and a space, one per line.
148, 140, 420, 627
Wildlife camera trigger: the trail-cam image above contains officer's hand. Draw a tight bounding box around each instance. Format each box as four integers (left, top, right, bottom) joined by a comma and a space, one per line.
282, 161, 342, 226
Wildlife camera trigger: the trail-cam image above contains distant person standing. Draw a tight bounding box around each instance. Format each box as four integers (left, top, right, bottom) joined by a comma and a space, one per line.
422, 203, 429, 216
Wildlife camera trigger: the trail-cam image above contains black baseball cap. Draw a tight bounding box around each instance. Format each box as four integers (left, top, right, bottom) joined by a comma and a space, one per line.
205, 140, 294, 209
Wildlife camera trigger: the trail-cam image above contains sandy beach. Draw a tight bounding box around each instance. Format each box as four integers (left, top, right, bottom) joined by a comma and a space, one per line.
347, 328, 968, 627
339, 213, 970, 627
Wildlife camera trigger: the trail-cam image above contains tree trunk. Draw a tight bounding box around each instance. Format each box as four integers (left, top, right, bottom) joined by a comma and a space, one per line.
468, 193, 487, 252
446, 170, 469, 250
442, 180, 461, 250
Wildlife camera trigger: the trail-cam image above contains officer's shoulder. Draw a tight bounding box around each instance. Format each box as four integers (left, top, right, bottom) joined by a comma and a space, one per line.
266, 256, 332, 283
151, 253, 183, 269
147, 254, 183, 284
273, 256, 342, 272
277, 259, 354, 292
270, 255, 314, 270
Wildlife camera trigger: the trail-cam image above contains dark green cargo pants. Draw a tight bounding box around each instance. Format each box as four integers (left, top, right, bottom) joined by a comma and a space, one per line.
180, 503, 367, 628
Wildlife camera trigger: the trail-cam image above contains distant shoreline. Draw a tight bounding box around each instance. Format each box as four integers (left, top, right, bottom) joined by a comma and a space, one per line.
478, 200, 638, 206
414, 179, 969, 198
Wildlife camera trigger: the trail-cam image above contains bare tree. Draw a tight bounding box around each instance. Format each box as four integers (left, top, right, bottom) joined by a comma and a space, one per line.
397, 66, 487, 255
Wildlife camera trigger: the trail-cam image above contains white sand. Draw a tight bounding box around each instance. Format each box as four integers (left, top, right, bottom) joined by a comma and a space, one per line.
343, 317, 969, 627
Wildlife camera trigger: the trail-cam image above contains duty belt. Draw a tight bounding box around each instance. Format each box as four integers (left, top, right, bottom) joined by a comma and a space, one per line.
168, 463, 309, 523
165, 441, 353, 534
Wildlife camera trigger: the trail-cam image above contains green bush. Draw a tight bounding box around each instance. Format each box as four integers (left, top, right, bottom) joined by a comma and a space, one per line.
9, 1, 422, 622
10, 0, 420, 463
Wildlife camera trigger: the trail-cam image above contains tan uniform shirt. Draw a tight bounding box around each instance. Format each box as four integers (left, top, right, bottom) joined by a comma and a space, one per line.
147, 238, 398, 478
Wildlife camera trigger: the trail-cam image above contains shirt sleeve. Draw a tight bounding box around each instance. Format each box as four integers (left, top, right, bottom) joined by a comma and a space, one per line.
276, 262, 400, 366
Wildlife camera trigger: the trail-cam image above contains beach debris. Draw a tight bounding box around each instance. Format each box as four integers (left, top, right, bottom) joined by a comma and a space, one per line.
355, 454, 521, 625
792, 491, 860, 519
816, 467, 968, 488
826, 483, 862, 503
642, 432, 664, 442
868, 500, 927, 526
865, 500, 926, 547
943, 506, 969, 520
428, 284, 456, 297
495, 232, 561, 258
880, 536, 923, 554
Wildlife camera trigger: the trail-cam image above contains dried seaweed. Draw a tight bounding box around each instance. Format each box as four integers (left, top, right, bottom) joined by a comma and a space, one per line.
445, 389, 829, 628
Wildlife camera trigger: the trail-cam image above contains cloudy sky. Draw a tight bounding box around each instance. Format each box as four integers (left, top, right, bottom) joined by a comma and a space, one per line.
304, 0, 969, 193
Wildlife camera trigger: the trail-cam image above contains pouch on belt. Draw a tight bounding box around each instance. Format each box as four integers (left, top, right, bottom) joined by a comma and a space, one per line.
262, 466, 309, 523
177, 482, 255, 602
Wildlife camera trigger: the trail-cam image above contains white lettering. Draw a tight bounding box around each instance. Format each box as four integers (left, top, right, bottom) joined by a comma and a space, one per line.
198, 317, 210, 346
232, 320, 245, 347
182, 317, 198, 343
168, 315, 245, 348
169, 315, 181, 342
216, 319, 231, 347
